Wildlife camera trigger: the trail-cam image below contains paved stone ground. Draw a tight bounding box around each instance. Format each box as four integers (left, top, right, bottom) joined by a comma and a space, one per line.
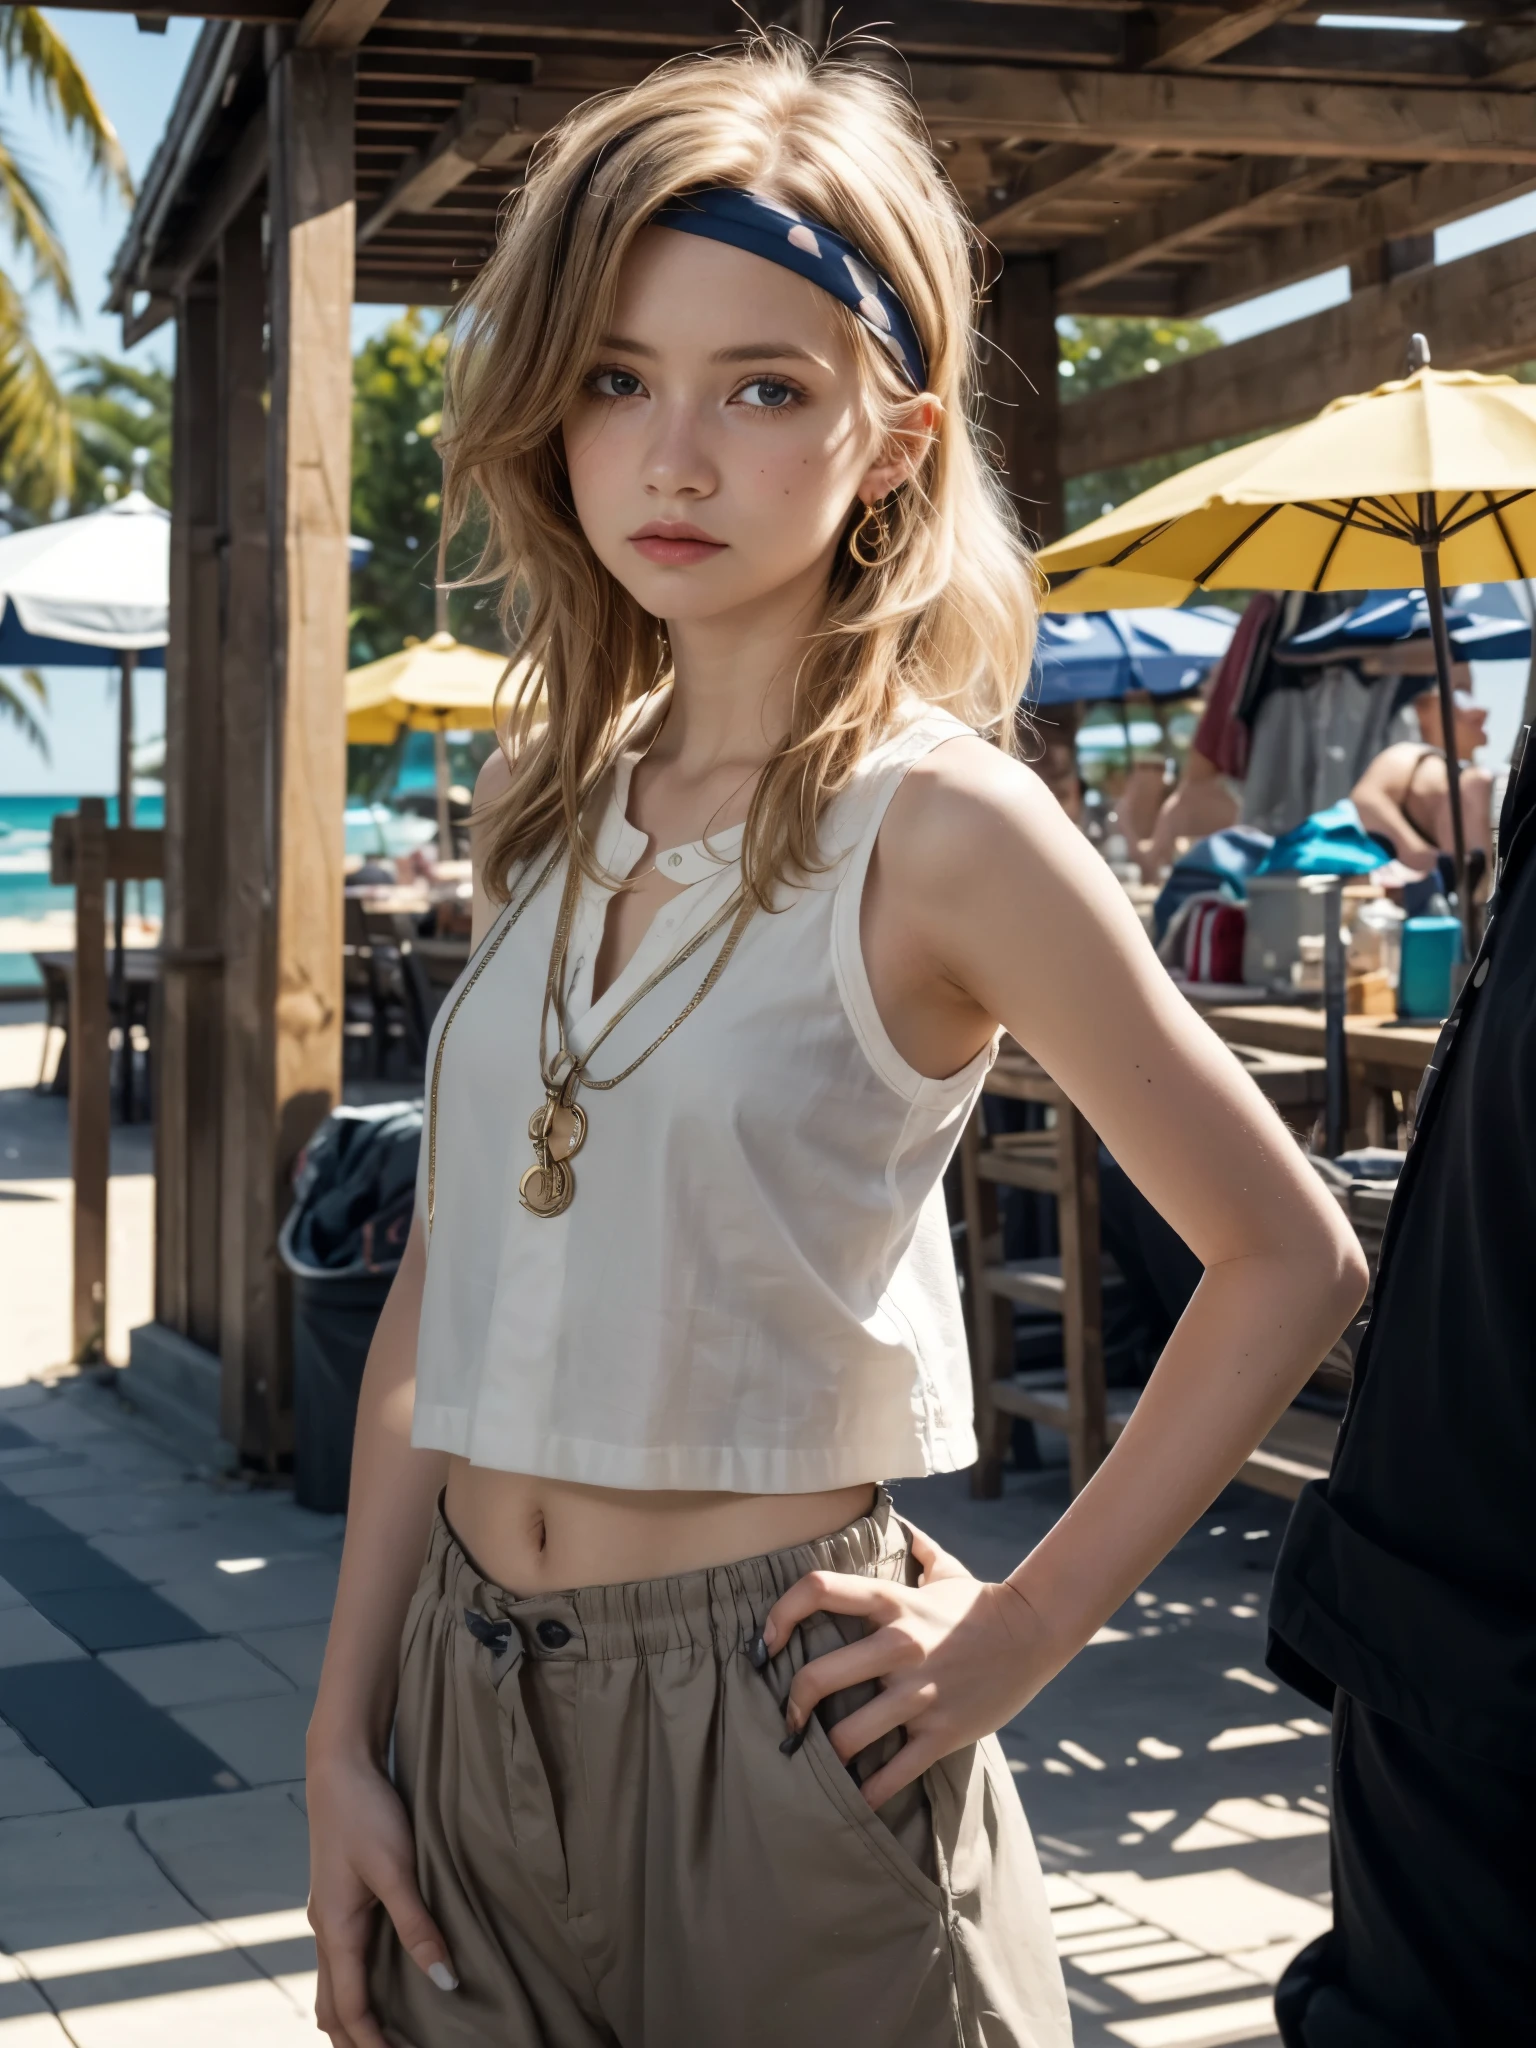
0, 1005, 154, 1380
0, 1003, 1329, 2045
891, 1470, 1328, 2048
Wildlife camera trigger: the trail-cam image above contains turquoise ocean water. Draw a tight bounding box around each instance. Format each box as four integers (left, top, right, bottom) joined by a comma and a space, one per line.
0, 793, 434, 989
0, 794, 166, 990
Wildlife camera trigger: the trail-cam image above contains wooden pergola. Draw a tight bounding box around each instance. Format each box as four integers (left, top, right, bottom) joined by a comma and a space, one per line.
64, 0, 1536, 1463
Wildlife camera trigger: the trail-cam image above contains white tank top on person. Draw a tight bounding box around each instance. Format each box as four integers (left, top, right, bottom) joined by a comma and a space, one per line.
413, 705, 994, 1492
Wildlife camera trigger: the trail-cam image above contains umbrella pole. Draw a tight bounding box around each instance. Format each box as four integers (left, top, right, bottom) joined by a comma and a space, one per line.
434, 723, 453, 863
113, 649, 136, 1121
1416, 499, 1472, 957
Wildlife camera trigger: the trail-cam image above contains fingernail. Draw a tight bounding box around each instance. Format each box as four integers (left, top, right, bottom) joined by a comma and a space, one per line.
779, 1726, 805, 1756
761, 1620, 777, 1650
428, 1962, 459, 1992
748, 1632, 769, 1669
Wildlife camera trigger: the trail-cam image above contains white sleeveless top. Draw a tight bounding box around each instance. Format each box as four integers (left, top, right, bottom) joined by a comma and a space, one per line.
413, 705, 992, 1492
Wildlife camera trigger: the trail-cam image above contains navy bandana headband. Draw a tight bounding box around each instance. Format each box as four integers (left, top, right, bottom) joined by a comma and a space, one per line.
650, 187, 928, 393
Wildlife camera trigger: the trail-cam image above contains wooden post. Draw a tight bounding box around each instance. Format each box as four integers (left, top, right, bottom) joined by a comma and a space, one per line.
224, 49, 354, 1462
218, 196, 277, 1459
983, 255, 1062, 548
158, 285, 226, 1351
1055, 1097, 1107, 1496
111, 649, 137, 1123
71, 799, 111, 1363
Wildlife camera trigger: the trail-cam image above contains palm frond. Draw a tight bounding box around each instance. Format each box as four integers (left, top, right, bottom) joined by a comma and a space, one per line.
67, 350, 169, 408
0, 667, 50, 761
0, 114, 73, 307
0, 269, 75, 511
0, 7, 132, 201
66, 349, 171, 508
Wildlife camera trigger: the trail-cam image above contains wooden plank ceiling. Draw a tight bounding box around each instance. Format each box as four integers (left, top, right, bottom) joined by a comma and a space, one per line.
94, 0, 1536, 324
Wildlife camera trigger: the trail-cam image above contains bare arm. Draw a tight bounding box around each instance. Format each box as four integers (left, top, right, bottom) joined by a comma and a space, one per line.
306, 747, 513, 2044
769, 739, 1367, 1804
1351, 743, 1441, 873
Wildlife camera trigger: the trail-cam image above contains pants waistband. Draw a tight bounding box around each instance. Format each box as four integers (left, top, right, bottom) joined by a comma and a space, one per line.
426, 1486, 905, 1664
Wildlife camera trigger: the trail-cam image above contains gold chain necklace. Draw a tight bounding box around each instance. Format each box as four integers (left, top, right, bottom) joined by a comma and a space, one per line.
520, 852, 755, 1219
425, 845, 564, 1234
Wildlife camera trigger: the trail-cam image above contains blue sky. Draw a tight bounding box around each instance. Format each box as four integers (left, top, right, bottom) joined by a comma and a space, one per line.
3, 11, 1535, 790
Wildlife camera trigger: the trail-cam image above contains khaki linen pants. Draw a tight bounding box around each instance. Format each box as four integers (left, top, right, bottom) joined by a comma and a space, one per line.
369, 1490, 1071, 2047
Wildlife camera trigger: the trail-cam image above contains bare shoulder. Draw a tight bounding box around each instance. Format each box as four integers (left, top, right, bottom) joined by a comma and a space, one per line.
877, 731, 1080, 896
468, 746, 514, 943
474, 745, 513, 808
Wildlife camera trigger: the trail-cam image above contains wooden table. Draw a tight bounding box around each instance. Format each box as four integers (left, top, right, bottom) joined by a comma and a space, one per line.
1203, 1005, 1442, 1146
33, 949, 160, 1111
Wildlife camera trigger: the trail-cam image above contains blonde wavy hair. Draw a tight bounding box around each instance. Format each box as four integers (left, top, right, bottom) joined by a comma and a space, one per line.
442, 31, 1039, 907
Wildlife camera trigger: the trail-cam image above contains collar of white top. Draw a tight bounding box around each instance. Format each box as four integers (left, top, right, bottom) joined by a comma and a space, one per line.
601, 744, 747, 889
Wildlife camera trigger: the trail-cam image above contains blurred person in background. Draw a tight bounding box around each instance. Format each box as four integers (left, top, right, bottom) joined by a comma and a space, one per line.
1350, 671, 1493, 877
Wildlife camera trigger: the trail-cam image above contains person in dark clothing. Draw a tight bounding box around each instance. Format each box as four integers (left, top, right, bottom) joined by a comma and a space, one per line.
1267, 723, 1536, 2048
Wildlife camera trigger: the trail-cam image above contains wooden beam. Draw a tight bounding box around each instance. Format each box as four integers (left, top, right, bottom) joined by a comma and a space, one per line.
122, 292, 174, 349
158, 287, 225, 1354
257, 47, 355, 1461
983, 255, 1062, 545
978, 144, 1147, 242
298, 0, 388, 50
1479, 22, 1536, 89
1060, 227, 1536, 475
217, 198, 275, 1461
911, 60, 1536, 164
1178, 158, 1536, 314
1056, 155, 1333, 299
354, 272, 472, 303
1221, 20, 1483, 82
1349, 231, 1434, 292
165, 109, 268, 292
358, 85, 587, 244
1148, 0, 1299, 71
49, 822, 164, 885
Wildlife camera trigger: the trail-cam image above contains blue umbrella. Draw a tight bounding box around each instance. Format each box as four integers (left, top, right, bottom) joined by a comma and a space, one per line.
1032, 607, 1236, 707
0, 599, 166, 669
1276, 589, 1532, 665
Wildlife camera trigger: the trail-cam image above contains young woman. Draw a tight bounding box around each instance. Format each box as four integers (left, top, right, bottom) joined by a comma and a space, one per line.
306, 39, 1366, 2048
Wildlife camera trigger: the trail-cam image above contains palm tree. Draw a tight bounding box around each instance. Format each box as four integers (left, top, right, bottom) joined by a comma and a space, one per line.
67, 352, 171, 509
0, 7, 132, 517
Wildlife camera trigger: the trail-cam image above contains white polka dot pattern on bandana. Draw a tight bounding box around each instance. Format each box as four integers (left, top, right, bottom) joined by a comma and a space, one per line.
650, 186, 928, 391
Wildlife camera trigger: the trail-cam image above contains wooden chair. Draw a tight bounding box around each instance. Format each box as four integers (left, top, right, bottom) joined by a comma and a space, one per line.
959, 1037, 1349, 1505
35, 955, 70, 1094
959, 1041, 1111, 1499
360, 907, 435, 1067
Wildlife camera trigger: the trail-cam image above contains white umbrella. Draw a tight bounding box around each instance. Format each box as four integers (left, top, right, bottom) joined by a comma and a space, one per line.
0, 493, 373, 837
0, 492, 172, 1056
0, 491, 170, 854
0, 490, 170, 652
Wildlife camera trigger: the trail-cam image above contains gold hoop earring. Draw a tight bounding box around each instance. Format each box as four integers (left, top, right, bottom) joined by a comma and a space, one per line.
848, 496, 894, 568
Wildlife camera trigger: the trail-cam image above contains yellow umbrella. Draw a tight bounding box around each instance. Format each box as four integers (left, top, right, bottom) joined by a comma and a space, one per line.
1040, 566, 1196, 613
345, 630, 515, 741
1037, 339, 1536, 942
346, 631, 526, 856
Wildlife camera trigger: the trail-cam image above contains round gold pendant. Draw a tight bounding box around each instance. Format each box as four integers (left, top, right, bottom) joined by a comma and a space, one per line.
519, 1156, 573, 1218
527, 1099, 587, 1162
